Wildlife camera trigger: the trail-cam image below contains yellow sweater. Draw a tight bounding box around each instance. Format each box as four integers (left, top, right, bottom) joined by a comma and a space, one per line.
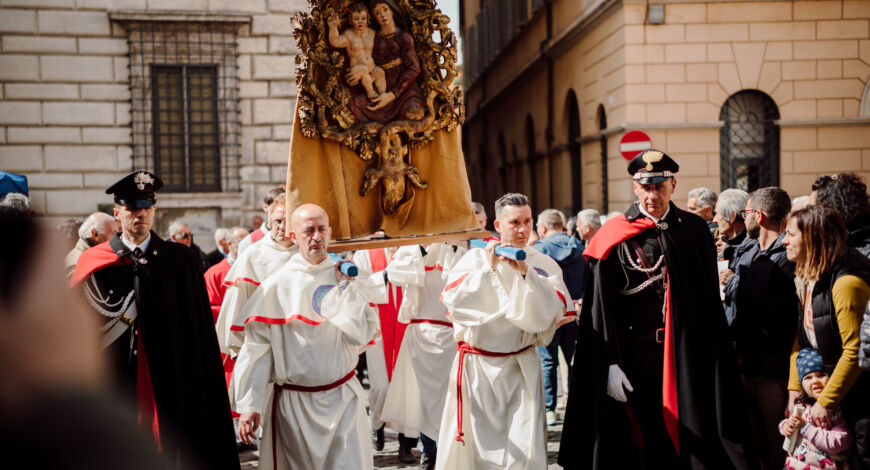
788, 275, 870, 408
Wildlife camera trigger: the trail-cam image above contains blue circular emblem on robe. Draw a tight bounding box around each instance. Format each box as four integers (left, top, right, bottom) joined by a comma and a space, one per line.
533, 267, 549, 278
312, 284, 335, 315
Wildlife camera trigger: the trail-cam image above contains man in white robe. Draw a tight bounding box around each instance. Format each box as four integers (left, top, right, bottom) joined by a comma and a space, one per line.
236, 185, 283, 256
435, 193, 576, 470
215, 200, 296, 355
381, 243, 466, 469
233, 204, 379, 470
353, 247, 419, 462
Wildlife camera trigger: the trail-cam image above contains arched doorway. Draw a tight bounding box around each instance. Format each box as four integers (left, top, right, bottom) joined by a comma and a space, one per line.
597, 104, 608, 212
719, 90, 780, 191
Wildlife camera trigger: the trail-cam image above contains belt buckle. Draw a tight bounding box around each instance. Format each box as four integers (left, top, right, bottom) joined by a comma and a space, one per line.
655, 328, 665, 343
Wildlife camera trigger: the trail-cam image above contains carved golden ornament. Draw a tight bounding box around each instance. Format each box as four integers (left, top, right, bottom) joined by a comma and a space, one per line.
292, 0, 464, 214
642, 150, 664, 171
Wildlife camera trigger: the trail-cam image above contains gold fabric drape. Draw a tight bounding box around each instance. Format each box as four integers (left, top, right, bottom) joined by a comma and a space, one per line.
285, 111, 479, 240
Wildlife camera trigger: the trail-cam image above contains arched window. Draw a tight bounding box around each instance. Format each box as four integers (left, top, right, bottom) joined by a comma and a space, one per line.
566, 90, 582, 211
719, 90, 780, 191
524, 115, 537, 211
597, 105, 608, 212
511, 143, 519, 193
477, 143, 488, 202
497, 132, 507, 197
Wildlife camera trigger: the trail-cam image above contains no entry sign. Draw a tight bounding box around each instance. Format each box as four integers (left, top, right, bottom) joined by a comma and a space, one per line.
619, 130, 652, 161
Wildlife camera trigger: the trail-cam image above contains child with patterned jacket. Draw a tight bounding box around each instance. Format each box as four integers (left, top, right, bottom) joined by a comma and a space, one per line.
779, 348, 852, 470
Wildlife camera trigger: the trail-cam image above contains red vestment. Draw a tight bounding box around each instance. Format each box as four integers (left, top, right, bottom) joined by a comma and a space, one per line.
369, 248, 407, 381
203, 258, 237, 416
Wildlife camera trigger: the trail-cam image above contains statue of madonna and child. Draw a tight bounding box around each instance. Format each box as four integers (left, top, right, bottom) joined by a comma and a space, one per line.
288, 0, 478, 240
327, 0, 425, 124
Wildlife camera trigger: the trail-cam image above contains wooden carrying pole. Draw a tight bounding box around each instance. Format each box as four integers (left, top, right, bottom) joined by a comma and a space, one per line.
327, 230, 492, 253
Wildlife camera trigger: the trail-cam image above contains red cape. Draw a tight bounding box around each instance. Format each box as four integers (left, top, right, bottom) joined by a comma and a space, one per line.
69, 241, 129, 286
582, 214, 680, 453
583, 214, 655, 261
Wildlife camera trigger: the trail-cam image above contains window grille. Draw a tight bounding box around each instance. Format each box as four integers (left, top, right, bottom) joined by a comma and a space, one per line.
126, 22, 241, 192
719, 90, 780, 192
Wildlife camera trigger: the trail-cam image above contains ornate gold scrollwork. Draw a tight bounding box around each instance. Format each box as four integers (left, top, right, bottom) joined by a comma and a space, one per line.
292, 0, 464, 214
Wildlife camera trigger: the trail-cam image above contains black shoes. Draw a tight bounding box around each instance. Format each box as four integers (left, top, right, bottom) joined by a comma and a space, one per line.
398, 442, 416, 464
372, 425, 385, 451
418, 453, 436, 470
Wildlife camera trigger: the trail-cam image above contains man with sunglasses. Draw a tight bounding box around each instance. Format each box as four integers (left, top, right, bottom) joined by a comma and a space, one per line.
168, 220, 209, 273
724, 187, 797, 470
70, 171, 240, 470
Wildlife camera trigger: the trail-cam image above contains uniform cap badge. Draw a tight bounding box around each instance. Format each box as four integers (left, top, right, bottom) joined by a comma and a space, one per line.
642, 150, 664, 171
133, 172, 154, 190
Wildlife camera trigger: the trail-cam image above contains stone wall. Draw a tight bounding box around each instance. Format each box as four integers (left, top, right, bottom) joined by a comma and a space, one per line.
0, 0, 304, 249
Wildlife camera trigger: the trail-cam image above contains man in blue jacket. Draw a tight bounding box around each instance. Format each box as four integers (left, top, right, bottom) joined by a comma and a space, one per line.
723, 187, 797, 470
534, 208, 585, 425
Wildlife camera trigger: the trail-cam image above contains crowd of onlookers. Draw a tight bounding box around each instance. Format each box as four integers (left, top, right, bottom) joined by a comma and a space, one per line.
4, 171, 870, 469
476, 174, 870, 470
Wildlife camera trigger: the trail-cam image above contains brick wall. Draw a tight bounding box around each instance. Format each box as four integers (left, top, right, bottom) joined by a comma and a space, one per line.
0, 0, 304, 248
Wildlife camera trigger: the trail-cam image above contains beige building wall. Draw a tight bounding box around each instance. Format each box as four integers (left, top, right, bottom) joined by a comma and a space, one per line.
461, 0, 870, 217
0, 0, 304, 249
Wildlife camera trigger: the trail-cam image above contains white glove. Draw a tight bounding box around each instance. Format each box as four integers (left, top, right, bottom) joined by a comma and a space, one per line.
606, 364, 634, 403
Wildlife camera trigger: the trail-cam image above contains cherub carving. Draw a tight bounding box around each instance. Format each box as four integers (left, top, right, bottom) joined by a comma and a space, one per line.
327, 4, 386, 100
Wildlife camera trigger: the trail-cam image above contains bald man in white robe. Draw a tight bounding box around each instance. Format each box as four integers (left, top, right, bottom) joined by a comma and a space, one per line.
232, 204, 379, 470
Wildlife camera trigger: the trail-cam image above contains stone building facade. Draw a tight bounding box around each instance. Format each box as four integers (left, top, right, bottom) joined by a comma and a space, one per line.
0, 0, 304, 250
460, 0, 870, 217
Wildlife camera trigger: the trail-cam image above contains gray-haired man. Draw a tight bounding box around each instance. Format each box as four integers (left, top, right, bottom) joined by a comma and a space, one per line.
64, 211, 119, 279
687, 187, 718, 236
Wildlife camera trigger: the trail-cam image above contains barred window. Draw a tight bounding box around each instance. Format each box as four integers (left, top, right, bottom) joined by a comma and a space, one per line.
124, 21, 241, 192
719, 90, 780, 192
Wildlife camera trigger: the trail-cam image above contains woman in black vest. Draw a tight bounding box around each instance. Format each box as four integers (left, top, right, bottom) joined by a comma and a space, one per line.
783, 204, 870, 469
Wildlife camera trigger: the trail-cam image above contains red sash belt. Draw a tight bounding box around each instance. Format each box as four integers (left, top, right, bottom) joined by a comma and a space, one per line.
453, 341, 533, 445
410, 318, 453, 328
271, 370, 356, 463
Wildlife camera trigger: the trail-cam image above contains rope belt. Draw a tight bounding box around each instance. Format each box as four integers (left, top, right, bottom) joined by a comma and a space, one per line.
271, 370, 356, 463
410, 319, 453, 328
453, 341, 533, 445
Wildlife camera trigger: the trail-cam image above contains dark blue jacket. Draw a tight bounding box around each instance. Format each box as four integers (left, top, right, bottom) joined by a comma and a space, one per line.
535, 232, 586, 300
724, 233, 797, 379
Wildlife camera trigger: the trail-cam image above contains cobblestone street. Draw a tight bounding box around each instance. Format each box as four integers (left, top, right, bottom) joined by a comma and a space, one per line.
238, 356, 571, 469
239, 416, 565, 469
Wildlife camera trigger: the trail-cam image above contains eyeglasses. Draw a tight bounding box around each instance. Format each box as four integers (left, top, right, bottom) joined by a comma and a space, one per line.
176, 232, 191, 239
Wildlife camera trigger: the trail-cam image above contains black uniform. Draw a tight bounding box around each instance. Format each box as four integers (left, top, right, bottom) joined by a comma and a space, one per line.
558, 202, 756, 470
81, 233, 240, 470
73, 171, 239, 470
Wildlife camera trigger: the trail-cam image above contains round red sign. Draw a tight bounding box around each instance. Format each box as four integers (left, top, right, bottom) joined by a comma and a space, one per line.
619, 130, 652, 161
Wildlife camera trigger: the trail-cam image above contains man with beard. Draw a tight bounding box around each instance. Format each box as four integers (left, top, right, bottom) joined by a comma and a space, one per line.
70, 171, 239, 470
723, 187, 797, 470
558, 150, 753, 470
232, 204, 379, 470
